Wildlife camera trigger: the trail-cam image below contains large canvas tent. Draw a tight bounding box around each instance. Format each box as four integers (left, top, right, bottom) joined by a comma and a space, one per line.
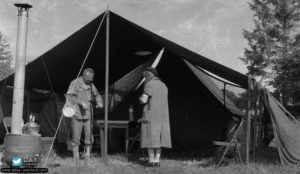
0, 11, 299, 164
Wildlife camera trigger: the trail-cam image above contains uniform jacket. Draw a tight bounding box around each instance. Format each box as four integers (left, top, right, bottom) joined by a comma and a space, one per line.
67, 77, 102, 119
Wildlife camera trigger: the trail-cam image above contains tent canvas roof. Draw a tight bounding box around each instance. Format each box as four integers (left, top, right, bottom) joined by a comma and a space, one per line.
1, 11, 247, 92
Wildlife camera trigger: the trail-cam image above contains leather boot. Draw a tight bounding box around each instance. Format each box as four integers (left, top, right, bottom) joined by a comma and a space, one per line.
84, 145, 91, 159
72, 146, 79, 159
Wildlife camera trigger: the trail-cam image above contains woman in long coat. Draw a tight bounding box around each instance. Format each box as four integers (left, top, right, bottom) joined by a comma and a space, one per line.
139, 67, 172, 166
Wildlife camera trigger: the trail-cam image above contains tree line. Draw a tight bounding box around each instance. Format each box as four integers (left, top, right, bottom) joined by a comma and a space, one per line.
241, 0, 300, 108
0, 31, 13, 81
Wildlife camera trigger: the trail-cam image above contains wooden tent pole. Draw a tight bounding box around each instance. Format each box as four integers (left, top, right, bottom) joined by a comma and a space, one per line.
223, 82, 226, 106
104, 9, 110, 160
252, 89, 260, 161
246, 75, 253, 165
257, 99, 263, 150
252, 106, 257, 161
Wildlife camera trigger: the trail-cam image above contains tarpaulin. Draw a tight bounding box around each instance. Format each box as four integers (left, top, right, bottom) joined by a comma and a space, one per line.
262, 90, 300, 165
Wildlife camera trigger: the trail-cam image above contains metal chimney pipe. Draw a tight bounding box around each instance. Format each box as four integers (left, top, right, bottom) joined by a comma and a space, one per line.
11, 3, 32, 134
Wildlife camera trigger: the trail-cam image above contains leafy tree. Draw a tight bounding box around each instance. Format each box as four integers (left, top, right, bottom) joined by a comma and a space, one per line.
0, 31, 13, 80
241, 0, 300, 106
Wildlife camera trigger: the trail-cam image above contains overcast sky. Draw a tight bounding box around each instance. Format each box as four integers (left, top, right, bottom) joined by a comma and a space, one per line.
0, 0, 253, 74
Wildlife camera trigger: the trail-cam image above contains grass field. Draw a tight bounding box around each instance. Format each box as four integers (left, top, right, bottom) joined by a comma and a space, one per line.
40, 148, 300, 174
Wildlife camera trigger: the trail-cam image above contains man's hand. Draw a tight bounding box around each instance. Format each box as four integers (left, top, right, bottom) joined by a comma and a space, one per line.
95, 96, 103, 108
65, 94, 77, 105
137, 117, 149, 124
79, 101, 89, 110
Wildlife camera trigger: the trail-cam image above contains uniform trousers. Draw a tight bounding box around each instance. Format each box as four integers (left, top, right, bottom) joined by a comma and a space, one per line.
72, 118, 92, 146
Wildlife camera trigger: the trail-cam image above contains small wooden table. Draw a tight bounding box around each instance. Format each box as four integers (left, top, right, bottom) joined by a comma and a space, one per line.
94, 120, 130, 156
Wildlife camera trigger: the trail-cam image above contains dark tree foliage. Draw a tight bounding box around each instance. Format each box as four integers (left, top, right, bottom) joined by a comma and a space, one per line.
0, 31, 13, 81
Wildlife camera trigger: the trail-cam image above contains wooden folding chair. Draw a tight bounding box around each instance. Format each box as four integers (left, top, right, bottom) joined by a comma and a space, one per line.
128, 121, 141, 153
213, 117, 244, 166
127, 122, 146, 160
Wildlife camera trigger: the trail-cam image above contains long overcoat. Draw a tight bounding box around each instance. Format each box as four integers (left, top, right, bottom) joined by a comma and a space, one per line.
140, 77, 172, 148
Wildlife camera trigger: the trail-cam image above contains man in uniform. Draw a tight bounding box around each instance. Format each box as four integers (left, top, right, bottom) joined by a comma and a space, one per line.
66, 68, 103, 159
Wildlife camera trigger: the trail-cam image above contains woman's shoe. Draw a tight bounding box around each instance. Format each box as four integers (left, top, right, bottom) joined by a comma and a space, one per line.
154, 162, 160, 167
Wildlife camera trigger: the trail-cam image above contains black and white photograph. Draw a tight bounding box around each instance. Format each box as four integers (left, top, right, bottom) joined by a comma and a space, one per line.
0, 0, 299, 173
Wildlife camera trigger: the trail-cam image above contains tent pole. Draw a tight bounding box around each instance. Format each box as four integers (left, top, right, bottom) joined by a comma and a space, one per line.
252, 91, 259, 162
257, 100, 263, 150
104, 9, 110, 160
223, 82, 226, 106
246, 76, 253, 165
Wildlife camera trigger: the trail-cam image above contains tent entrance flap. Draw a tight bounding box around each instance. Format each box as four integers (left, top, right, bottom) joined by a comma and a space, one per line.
97, 54, 159, 114
183, 59, 243, 116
